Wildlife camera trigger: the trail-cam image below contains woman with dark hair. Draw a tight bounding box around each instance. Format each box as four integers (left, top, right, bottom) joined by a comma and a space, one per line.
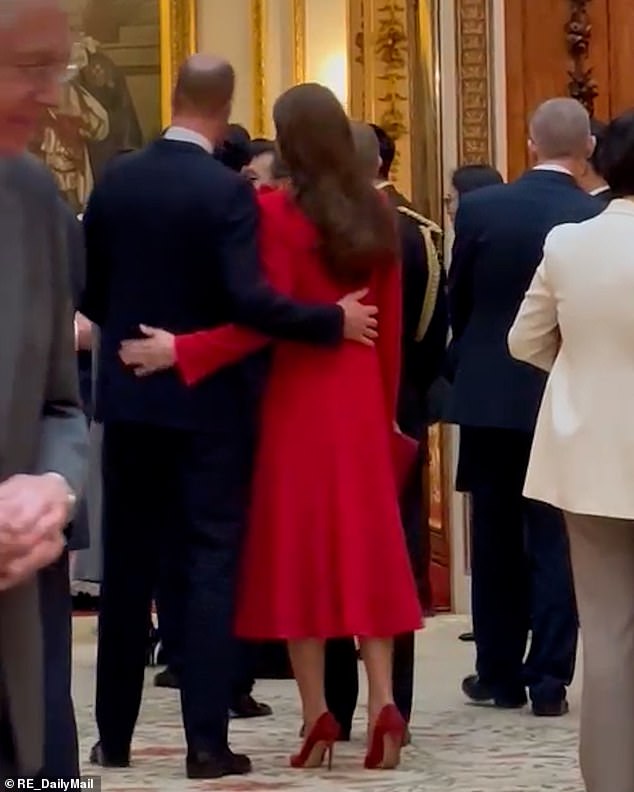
121, 83, 422, 770
446, 164, 504, 224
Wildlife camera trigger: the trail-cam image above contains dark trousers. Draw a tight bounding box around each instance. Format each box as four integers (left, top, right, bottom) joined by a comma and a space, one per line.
156, 562, 255, 701
466, 427, 578, 704
325, 633, 415, 734
96, 422, 252, 757
324, 436, 429, 729
40, 551, 79, 779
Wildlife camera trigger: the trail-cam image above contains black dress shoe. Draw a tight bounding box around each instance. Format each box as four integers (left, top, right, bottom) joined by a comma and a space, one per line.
229, 694, 272, 719
89, 742, 130, 768
532, 699, 569, 717
154, 667, 180, 689
462, 675, 527, 709
186, 749, 252, 779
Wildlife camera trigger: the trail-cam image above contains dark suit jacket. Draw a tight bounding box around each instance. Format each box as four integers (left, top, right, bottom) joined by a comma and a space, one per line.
379, 184, 448, 435
447, 169, 602, 433
59, 200, 91, 552
82, 138, 343, 433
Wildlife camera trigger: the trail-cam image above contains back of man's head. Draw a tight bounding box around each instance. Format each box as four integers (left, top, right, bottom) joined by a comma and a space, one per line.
590, 118, 608, 176
528, 98, 592, 164
369, 123, 395, 179
173, 54, 235, 119
350, 121, 380, 181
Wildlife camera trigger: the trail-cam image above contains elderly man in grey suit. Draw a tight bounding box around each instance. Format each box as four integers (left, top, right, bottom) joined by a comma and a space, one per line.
0, 0, 87, 778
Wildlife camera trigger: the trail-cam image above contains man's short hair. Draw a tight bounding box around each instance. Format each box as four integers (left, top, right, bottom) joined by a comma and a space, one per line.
599, 110, 634, 196
369, 123, 395, 179
451, 164, 504, 195
529, 98, 591, 160
350, 121, 380, 181
249, 138, 276, 160
590, 118, 608, 176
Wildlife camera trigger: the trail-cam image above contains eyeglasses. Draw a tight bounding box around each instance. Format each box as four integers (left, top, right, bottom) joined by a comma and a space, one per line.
2, 60, 76, 86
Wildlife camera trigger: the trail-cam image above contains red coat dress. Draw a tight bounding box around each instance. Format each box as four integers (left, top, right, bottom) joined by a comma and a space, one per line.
175, 189, 422, 639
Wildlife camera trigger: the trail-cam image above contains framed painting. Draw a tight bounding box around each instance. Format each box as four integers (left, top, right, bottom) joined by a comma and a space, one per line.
29, 0, 196, 212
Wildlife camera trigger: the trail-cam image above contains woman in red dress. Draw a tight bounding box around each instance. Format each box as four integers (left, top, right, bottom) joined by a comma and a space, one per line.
121, 84, 422, 770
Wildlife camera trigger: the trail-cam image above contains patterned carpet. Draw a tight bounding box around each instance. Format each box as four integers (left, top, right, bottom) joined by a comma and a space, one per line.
72, 616, 584, 791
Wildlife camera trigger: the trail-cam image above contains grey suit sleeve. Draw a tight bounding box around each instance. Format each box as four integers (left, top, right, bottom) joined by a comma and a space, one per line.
33, 199, 88, 498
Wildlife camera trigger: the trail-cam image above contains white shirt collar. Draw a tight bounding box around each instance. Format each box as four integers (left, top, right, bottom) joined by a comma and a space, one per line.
590, 185, 610, 196
163, 126, 213, 153
533, 164, 573, 176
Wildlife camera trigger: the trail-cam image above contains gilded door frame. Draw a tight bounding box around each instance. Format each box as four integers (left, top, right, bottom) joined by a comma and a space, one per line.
159, 0, 197, 129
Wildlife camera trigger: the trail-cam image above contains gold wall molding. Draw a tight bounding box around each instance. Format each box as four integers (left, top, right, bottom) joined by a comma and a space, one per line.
160, 0, 197, 129
292, 0, 306, 84
348, 0, 413, 197
251, 0, 267, 136
455, 0, 493, 165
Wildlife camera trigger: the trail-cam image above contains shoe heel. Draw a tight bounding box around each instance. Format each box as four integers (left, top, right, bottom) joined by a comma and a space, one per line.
326, 744, 334, 771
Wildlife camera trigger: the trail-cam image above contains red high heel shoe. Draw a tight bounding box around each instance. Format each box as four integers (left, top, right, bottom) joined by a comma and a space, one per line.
364, 704, 406, 770
290, 712, 341, 770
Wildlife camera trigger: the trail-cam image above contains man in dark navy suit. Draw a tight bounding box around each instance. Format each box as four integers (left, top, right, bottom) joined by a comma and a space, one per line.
82, 55, 378, 780
448, 98, 602, 717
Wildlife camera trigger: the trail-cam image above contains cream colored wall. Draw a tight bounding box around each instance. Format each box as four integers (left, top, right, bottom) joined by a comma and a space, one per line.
305, 0, 348, 108
196, 0, 254, 129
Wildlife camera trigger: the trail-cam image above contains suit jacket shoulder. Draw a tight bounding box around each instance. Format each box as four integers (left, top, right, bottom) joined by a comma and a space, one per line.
8, 153, 59, 205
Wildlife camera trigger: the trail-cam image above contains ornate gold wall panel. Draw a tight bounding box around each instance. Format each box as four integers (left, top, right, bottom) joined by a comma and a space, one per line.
456, 0, 493, 165
251, 0, 267, 136
348, 0, 413, 198
160, 0, 197, 128
292, 0, 306, 84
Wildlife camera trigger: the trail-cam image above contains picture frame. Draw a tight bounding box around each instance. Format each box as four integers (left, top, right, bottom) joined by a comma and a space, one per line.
159, 0, 197, 129
30, 0, 196, 211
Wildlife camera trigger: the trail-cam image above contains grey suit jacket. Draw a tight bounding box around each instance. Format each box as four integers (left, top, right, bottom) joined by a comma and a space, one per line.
0, 156, 88, 775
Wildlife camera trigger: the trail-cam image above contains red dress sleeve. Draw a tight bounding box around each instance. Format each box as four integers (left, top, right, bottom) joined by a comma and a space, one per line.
175, 193, 295, 386
375, 257, 403, 423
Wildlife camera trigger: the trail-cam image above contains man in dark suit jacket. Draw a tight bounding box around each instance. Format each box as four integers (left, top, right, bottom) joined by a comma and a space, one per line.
82, 55, 377, 780
322, 122, 448, 741
448, 98, 602, 716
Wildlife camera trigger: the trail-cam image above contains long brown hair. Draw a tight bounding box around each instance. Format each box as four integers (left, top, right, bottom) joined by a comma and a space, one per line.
273, 83, 398, 284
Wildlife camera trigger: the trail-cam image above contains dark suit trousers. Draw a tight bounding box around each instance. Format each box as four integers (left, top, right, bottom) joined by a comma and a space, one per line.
41, 551, 79, 779
467, 428, 578, 704
96, 422, 252, 757
156, 575, 255, 701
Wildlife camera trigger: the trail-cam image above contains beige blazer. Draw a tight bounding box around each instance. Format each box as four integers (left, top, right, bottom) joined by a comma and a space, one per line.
509, 199, 634, 519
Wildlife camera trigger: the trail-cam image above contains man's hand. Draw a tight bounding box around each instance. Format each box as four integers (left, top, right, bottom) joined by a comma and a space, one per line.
337, 289, 379, 347
0, 474, 72, 587
74, 312, 93, 351
0, 533, 65, 591
119, 325, 176, 377
0, 473, 73, 542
